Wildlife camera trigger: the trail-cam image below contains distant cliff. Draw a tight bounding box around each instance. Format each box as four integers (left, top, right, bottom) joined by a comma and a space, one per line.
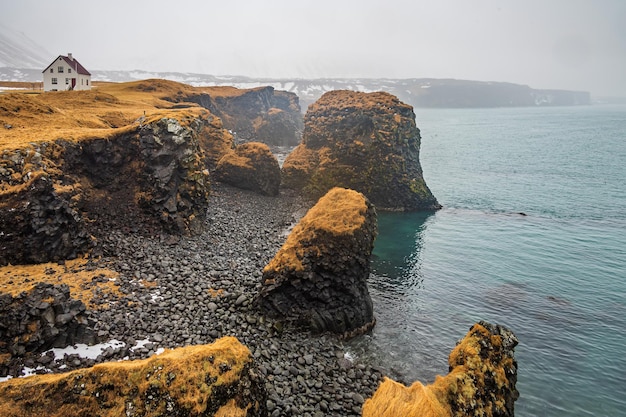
0, 67, 592, 109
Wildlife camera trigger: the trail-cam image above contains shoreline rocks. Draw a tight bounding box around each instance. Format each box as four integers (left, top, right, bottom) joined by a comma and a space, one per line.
362, 321, 519, 417
282, 90, 441, 211
256, 187, 377, 336
0, 336, 267, 417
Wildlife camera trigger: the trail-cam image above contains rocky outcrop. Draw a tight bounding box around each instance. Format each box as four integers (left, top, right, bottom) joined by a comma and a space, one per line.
186, 86, 303, 146
282, 90, 440, 211
214, 142, 281, 196
135, 116, 210, 234
0, 283, 94, 360
0, 112, 212, 264
362, 321, 519, 417
0, 336, 267, 417
0, 173, 92, 265
256, 187, 376, 336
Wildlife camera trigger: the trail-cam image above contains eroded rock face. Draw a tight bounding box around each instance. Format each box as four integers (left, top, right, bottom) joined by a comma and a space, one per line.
214, 142, 281, 196
136, 117, 210, 235
282, 90, 440, 211
0, 114, 212, 264
0, 283, 93, 358
362, 321, 519, 417
187, 86, 303, 146
256, 187, 376, 336
0, 174, 92, 266
0, 336, 267, 417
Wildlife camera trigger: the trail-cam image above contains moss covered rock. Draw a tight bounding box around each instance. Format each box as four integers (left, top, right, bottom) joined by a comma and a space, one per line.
0, 336, 267, 417
362, 321, 519, 417
256, 187, 376, 336
214, 142, 281, 196
282, 90, 440, 211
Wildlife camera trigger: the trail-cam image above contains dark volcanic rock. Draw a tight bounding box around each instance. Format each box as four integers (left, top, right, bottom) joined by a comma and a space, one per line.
256, 187, 377, 336
186, 86, 303, 146
0, 283, 93, 358
362, 321, 519, 417
136, 117, 210, 235
0, 174, 92, 265
0, 336, 267, 417
0, 113, 212, 264
282, 90, 440, 211
214, 142, 281, 196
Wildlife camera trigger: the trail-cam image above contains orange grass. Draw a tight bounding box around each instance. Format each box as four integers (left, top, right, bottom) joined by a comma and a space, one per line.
264, 187, 367, 273
0, 258, 120, 309
0, 79, 260, 152
363, 323, 515, 417
0, 336, 252, 417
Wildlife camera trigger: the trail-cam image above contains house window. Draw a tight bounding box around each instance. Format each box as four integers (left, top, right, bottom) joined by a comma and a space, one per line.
50, 68, 53, 73
65, 78, 69, 85
68, 68, 72, 73
86, 79, 89, 85
58, 66, 64, 73
52, 78, 57, 84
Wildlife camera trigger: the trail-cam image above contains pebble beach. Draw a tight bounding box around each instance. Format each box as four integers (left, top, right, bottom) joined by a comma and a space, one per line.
8, 182, 384, 417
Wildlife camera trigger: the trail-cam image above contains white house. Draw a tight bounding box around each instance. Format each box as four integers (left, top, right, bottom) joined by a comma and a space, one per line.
42, 53, 91, 92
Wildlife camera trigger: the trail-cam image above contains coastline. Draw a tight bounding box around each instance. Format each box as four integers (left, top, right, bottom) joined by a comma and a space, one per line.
2, 182, 382, 416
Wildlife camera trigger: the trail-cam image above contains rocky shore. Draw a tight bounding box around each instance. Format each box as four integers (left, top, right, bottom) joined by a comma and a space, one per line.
2, 182, 382, 417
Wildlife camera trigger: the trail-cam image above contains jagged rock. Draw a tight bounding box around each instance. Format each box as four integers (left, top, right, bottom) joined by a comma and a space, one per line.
362, 321, 519, 417
256, 187, 376, 336
282, 90, 441, 211
136, 117, 210, 234
214, 142, 281, 196
0, 336, 267, 417
186, 86, 303, 146
0, 112, 212, 265
0, 173, 92, 266
0, 283, 93, 358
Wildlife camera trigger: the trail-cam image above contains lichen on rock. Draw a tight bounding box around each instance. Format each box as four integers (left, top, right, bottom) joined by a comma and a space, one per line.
214, 142, 281, 196
362, 321, 519, 417
0, 336, 267, 417
256, 187, 377, 336
282, 90, 440, 211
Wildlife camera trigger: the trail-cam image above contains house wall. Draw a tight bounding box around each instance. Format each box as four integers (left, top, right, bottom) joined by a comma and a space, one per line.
43, 56, 91, 92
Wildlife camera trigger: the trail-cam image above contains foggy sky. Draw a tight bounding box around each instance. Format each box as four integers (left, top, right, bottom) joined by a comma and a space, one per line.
3, 0, 626, 97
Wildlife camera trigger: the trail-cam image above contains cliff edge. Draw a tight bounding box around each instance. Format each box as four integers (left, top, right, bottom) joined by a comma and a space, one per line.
282, 90, 440, 211
0, 336, 266, 417
363, 321, 519, 417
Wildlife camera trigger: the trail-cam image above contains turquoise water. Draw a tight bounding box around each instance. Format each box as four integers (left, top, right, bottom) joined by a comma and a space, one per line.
349, 104, 626, 416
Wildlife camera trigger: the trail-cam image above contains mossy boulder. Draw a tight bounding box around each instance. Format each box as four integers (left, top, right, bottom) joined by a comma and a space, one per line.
362, 321, 519, 417
282, 90, 440, 211
0, 336, 267, 417
256, 187, 377, 336
214, 142, 281, 196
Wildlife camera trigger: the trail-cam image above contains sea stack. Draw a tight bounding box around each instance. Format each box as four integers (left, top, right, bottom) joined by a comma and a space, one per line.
256, 187, 377, 336
282, 90, 440, 211
362, 321, 519, 417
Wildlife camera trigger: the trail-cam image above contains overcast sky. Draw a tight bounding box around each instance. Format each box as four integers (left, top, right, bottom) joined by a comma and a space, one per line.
3, 0, 626, 96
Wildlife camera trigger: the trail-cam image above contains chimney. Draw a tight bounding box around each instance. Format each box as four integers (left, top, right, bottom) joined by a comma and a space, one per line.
68, 53, 73, 61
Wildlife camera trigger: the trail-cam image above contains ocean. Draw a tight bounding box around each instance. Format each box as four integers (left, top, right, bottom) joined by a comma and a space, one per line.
348, 104, 626, 416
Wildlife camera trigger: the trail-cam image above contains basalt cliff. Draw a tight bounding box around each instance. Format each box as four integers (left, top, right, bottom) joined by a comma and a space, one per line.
0, 79, 302, 265
0, 79, 518, 417
257, 187, 377, 336
282, 90, 440, 211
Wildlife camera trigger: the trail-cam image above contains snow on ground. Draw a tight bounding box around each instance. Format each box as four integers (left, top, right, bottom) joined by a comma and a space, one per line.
0, 338, 165, 382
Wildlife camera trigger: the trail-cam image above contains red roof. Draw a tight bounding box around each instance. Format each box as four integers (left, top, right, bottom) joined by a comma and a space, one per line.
42, 55, 91, 76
